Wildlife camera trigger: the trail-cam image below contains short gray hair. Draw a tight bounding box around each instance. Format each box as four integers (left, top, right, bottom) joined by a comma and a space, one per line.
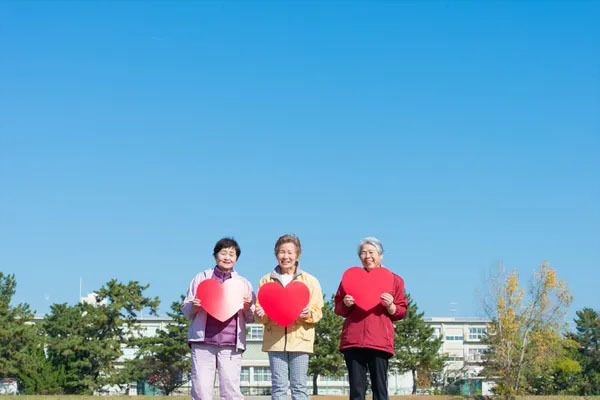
357, 237, 384, 256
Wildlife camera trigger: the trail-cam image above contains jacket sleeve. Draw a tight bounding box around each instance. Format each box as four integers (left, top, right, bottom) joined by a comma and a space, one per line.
334, 281, 352, 317
253, 276, 270, 325
242, 278, 256, 323
304, 276, 324, 324
181, 273, 201, 321
390, 274, 408, 321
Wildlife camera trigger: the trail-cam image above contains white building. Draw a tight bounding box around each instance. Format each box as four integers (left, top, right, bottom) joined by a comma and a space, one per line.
427, 317, 491, 395
0, 378, 18, 395
79, 292, 108, 307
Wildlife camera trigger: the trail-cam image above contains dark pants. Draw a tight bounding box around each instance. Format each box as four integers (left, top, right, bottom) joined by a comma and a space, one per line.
343, 347, 390, 400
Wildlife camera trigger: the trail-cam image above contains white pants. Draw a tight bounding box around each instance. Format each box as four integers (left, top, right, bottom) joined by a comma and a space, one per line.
191, 343, 243, 400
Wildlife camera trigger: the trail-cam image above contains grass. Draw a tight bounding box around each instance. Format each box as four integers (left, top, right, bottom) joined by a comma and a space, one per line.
4, 396, 600, 400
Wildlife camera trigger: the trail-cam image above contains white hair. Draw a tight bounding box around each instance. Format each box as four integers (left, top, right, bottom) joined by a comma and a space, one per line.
357, 237, 384, 256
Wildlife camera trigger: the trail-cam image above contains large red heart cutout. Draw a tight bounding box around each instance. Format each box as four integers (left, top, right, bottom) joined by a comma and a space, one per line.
341, 266, 393, 311
258, 281, 310, 327
196, 278, 245, 322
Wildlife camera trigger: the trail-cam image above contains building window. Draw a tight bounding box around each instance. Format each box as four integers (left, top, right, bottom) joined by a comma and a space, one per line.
241, 367, 250, 382
445, 335, 464, 341
468, 348, 485, 361
468, 327, 487, 340
447, 356, 463, 361
247, 325, 264, 340
253, 367, 271, 382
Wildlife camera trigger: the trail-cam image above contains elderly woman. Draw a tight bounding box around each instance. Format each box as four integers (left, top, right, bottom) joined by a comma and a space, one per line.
334, 237, 408, 400
255, 234, 324, 400
182, 238, 254, 400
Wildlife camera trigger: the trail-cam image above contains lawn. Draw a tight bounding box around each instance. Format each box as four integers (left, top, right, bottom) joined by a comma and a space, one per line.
4, 396, 600, 400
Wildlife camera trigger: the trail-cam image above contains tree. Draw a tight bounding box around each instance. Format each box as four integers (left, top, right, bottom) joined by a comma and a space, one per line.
391, 293, 446, 394
127, 296, 191, 395
308, 296, 345, 395
567, 307, 600, 394
482, 261, 572, 396
0, 272, 39, 380
44, 279, 159, 394
526, 334, 584, 395
18, 345, 65, 394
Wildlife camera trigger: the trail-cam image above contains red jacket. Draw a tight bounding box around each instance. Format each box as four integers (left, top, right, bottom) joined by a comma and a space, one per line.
334, 269, 407, 355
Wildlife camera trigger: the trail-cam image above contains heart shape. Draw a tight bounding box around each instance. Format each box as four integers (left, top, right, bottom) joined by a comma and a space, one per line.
258, 281, 310, 327
341, 266, 393, 311
196, 278, 245, 322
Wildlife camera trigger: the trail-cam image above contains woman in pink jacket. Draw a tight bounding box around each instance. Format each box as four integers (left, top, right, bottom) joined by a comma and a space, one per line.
182, 238, 255, 400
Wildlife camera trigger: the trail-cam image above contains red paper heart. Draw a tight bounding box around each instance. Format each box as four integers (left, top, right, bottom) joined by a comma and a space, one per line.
341, 266, 393, 311
196, 278, 245, 322
258, 281, 310, 327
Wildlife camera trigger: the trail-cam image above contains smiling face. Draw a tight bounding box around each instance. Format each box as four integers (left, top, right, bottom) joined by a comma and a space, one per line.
359, 243, 383, 271
214, 246, 238, 272
277, 242, 299, 274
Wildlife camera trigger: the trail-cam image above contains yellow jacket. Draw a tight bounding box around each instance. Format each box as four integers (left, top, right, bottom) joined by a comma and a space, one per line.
255, 266, 324, 353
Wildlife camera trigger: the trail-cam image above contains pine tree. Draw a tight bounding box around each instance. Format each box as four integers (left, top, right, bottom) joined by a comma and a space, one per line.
567, 307, 600, 394
44, 279, 159, 394
127, 296, 191, 395
391, 293, 446, 394
0, 273, 38, 380
18, 345, 65, 394
308, 296, 345, 395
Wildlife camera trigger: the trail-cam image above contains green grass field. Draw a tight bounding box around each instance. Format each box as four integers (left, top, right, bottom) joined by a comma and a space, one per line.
4, 396, 600, 400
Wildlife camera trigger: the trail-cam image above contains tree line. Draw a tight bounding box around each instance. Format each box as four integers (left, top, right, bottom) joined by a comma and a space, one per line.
1, 265, 599, 396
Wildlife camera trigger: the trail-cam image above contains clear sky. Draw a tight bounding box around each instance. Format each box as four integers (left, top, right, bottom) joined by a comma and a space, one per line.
1, 1, 598, 322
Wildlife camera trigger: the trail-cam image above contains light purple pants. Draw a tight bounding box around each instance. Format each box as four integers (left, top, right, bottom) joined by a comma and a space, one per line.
191, 343, 244, 400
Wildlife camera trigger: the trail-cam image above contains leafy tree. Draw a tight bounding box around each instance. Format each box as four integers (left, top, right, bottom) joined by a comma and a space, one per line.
567, 307, 600, 394
0, 272, 38, 379
127, 296, 191, 395
308, 296, 345, 395
391, 293, 446, 394
482, 261, 572, 396
44, 279, 159, 394
526, 334, 584, 395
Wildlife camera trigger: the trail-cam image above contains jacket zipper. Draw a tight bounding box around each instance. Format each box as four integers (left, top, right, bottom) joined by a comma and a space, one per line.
279, 271, 296, 352
282, 273, 294, 352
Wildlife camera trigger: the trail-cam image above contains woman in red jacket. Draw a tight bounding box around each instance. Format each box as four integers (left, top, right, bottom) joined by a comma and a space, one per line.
334, 237, 408, 400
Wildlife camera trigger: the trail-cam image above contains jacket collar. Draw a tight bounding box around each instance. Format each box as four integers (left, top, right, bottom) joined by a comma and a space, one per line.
212, 266, 234, 279
270, 264, 303, 285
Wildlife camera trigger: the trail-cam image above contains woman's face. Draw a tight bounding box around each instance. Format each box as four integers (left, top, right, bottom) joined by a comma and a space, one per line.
359, 244, 382, 271
277, 242, 299, 272
214, 246, 238, 272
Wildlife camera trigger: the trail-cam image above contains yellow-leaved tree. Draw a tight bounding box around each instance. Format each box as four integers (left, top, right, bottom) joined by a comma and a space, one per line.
482, 261, 572, 397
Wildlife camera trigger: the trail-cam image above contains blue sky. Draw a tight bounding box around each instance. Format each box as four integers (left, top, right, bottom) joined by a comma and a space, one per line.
1, 1, 598, 323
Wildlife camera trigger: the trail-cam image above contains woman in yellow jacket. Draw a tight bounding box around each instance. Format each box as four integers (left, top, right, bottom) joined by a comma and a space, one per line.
255, 234, 324, 400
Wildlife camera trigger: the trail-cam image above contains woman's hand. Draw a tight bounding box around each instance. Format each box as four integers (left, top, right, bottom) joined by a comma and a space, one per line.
255, 304, 265, 318
243, 296, 252, 311
192, 298, 202, 313
381, 293, 396, 315
343, 294, 355, 308
299, 307, 311, 319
